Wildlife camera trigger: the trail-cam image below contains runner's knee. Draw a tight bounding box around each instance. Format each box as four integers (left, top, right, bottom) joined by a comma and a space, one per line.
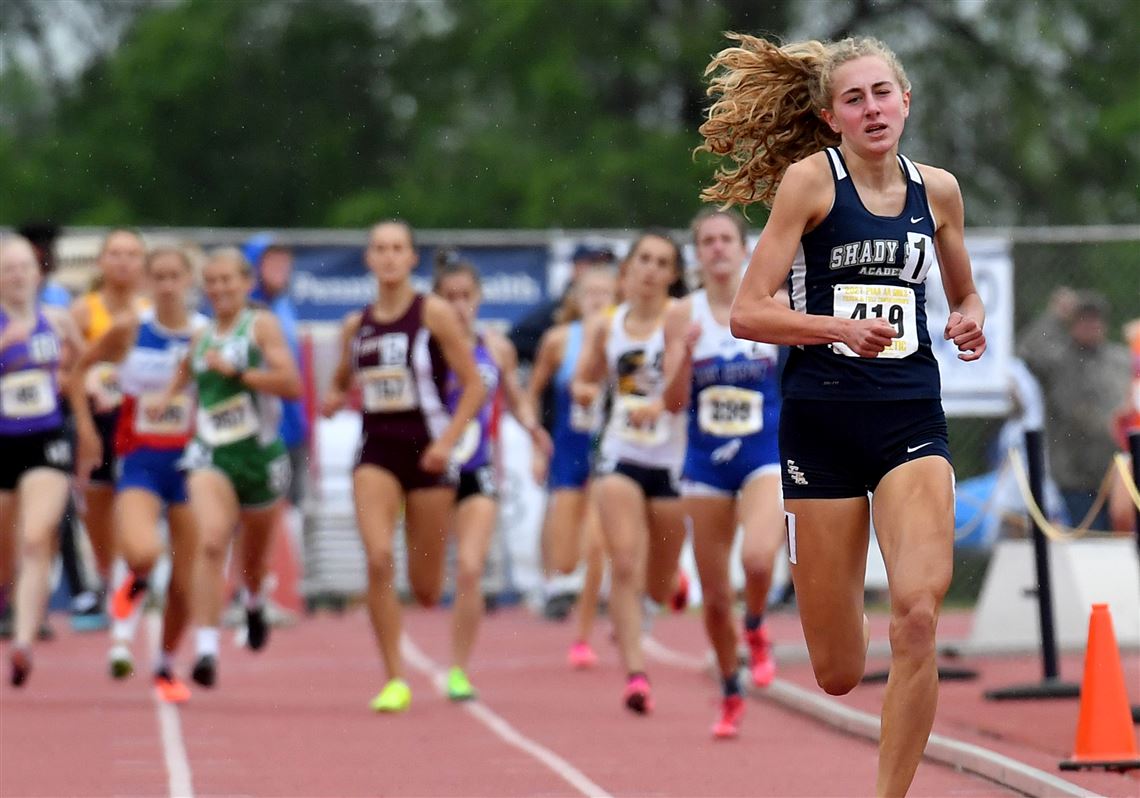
889, 594, 939, 658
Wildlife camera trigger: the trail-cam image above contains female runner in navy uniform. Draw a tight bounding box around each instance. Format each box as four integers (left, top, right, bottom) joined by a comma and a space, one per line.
0, 235, 84, 685
433, 254, 550, 701
704, 36, 985, 795
321, 222, 485, 713
662, 209, 784, 739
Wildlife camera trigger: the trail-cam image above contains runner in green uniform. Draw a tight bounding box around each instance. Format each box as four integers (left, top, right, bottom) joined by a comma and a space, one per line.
156, 247, 302, 689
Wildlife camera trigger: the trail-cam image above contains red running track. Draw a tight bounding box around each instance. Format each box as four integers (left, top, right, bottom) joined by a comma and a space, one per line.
0, 606, 1049, 798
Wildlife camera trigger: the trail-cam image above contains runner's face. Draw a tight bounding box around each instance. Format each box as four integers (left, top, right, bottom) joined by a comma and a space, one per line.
436, 271, 480, 331
366, 224, 418, 287
203, 259, 251, 317
576, 270, 616, 317
694, 216, 746, 285
624, 236, 677, 300
98, 232, 146, 291
824, 55, 909, 155
148, 253, 193, 306
0, 240, 39, 304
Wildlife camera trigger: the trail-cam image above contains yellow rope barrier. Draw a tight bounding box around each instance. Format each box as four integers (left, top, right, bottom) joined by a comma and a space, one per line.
1005, 448, 1120, 541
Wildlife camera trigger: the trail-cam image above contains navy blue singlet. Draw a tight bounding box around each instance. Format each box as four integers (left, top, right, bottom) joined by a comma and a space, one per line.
782, 147, 942, 402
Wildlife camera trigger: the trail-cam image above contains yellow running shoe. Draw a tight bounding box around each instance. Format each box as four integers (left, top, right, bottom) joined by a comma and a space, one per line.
370, 678, 412, 713
447, 667, 476, 702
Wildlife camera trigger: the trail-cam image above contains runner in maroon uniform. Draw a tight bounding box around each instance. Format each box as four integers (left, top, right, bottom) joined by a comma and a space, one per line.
322, 220, 485, 712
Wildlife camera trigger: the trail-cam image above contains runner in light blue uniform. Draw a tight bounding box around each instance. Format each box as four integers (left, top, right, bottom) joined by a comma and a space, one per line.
525, 263, 616, 670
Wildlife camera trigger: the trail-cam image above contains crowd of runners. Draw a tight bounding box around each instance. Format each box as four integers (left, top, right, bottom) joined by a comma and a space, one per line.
1, 34, 1012, 796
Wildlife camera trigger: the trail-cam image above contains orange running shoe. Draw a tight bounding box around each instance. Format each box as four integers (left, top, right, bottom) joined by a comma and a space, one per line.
154, 669, 191, 704
745, 625, 776, 687
711, 694, 745, 739
111, 574, 148, 622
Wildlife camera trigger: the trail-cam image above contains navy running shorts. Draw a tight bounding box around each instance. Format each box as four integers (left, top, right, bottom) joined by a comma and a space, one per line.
778, 398, 950, 499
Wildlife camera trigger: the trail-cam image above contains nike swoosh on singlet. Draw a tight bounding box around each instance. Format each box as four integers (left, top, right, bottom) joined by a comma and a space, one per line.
910, 216, 925, 224
906, 442, 933, 453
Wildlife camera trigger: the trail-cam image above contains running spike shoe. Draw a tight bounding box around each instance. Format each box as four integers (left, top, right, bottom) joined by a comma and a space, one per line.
447, 667, 477, 702
154, 669, 191, 704
370, 678, 412, 713
745, 625, 776, 687
567, 641, 598, 670
623, 674, 654, 715
108, 641, 134, 680
711, 694, 745, 739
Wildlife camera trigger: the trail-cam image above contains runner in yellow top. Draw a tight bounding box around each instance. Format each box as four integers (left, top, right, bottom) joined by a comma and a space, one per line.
69, 228, 148, 630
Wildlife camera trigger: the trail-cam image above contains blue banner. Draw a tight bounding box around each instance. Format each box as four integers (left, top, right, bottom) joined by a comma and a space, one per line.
289, 245, 549, 323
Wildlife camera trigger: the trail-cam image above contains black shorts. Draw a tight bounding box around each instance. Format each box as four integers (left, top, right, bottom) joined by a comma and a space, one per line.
0, 428, 73, 491
779, 398, 950, 499
90, 409, 119, 485
457, 465, 498, 503
353, 432, 457, 493
602, 460, 680, 500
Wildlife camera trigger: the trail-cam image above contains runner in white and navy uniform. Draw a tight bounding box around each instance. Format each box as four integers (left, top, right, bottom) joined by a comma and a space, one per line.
0, 235, 84, 687
70, 248, 204, 702
526, 264, 616, 670
661, 209, 784, 740
321, 221, 486, 714
434, 254, 549, 702
709, 36, 986, 794
574, 230, 688, 715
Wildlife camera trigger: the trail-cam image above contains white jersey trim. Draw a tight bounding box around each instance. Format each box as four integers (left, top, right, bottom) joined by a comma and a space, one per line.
412, 327, 449, 440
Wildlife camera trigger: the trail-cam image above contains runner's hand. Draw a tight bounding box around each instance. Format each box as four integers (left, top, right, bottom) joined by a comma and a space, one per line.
420, 439, 450, 474
320, 389, 346, 418
944, 311, 986, 361
841, 318, 897, 358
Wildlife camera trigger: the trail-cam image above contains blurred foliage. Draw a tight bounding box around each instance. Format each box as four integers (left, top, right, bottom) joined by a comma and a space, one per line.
1, 0, 1138, 228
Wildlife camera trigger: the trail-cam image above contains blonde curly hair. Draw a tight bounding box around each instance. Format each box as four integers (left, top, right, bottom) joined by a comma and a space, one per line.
697, 34, 910, 209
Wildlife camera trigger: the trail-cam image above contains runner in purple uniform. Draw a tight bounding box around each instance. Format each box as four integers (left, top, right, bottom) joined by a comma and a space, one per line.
0, 235, 84, 686
433, 254, 549, 701
321, 221, 486, 713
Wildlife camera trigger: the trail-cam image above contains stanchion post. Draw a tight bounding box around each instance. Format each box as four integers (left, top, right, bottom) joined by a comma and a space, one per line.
984, 428, 1080, 700
1025, 428, 1061, 681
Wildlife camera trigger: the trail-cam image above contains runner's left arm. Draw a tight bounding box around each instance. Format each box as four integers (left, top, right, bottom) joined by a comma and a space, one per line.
241, 311, 304, 398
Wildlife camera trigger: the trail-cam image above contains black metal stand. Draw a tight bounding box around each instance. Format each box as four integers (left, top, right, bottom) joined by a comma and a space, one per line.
985, 429, 1080, 701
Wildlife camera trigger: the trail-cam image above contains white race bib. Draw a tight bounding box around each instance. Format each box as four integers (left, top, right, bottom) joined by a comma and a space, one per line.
698, 385, 762, 437
198, 393, 258, 446
450, 419, 482, 466
0, 370, 56, 419
359, 366, 417, 413
86, 361, 124, 412
136, 393, 193, 437
831, 284, 918, 359
613, 394, 668, 446
569, 399, 602, 433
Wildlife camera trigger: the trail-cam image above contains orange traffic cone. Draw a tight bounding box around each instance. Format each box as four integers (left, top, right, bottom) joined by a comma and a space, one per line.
1059, 604, 1140, 772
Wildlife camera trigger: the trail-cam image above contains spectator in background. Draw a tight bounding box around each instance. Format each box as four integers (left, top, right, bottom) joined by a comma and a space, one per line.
243, 235, 309, 508
1023, 291, 1130, 530
1016, 286, 1078, 375
17, 223, 71, 308
509, 244, 617, 367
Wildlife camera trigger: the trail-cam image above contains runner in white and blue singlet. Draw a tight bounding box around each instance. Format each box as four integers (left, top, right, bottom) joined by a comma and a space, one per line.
662, 209, 785, 740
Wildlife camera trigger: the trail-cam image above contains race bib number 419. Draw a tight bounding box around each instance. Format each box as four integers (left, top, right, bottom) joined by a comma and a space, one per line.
831, 284, 918, 359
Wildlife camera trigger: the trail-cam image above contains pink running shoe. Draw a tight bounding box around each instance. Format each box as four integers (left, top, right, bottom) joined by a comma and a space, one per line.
567, 641, 598, 670
711, 694, 745, 739
623, 674, 654, 715
745, 626, 776, 687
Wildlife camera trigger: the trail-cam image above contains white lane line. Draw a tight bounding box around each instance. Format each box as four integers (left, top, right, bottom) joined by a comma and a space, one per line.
643, 634, 1097, 798
145, 614, 195, 798
401, 634, 613, 798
